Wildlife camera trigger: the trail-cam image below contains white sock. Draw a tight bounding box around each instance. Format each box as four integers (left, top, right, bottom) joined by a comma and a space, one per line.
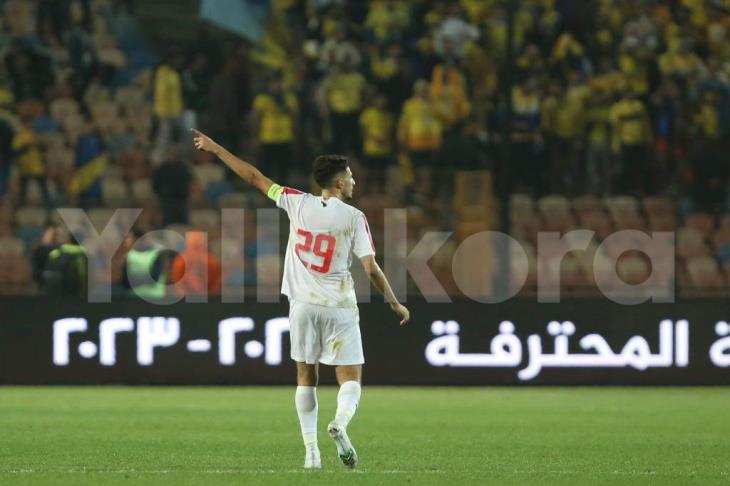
334, 380, 361, 428
295, 386, 318, 448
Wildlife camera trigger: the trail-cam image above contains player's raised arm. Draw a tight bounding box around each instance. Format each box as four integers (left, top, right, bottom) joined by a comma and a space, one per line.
191, 128, 274, 195
359, 255, 410, 326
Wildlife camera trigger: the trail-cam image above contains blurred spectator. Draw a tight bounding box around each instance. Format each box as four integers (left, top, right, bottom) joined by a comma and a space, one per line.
368, 42, 410, 112
170, 231, 222, 298
64, 12, 96, 99
541, 77, 585, 194
319, 27, 361, 71
0, 111, 14, 201
31, 224, 63, 286
359, 92, 394, 193
429, 54, 471, 135
609, 91, 653, 195
585, 87, 613, 195
123, 230, 171, 299
691, 139, 729, 214
253, 72, 298, 185
364, 0, 410, 43
510, 78, 543, 195
152, 51, 184, 164
397, 79, 442, 197
4, 0, 730, 299
206, 51, 251, 155
13, 115, 49, 206
321, 58, 366, 155
5, 42, 53, 101
153, 159, 191, 226
41, 231, 87, 298
69, 118, 106, 208
433, 3, 479, 60
181, 53, 212, 138
36, 0, 72, 44
650, 79, 682, 191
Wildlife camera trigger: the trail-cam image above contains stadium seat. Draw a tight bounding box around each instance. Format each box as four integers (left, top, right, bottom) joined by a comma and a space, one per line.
511, 193, 534, 215
537, 195, 571, 216
8, 256, 31, 286
16, 99, 44, 119
453, 171, 493, 220
97, 48, 127, 68
677, 227, 710, 259
50, 98, 80, 122
604, 195, 644, 230
189, 209, 221, 234
686, 256, 724, 288
16, 207, 47, 228
538, 195, 574, 233
511, 240, 537, 287
5, 0, 35, 36
84, 82, 112, 106
193, 164, 226, 190
647, 212, 677, 232
572, 194, 603, 215
130, 180, 155, 204
257, 254, 282, 288
217, 192, 249, 209
510, 193, 536, 227
643, 195, 676, 231
90, 100, 119, 122
118, 149, 149, 180
88, 208, 119, 233
616, 254, 651, 286
561, 253, 589, 287
166, 224, 192, 237
101, 177, 129, 207
605, 195, 639, 213
601, 231, 648, 260
712, 216, 730, 252
115, 86, 147, 112
643, 195, 674, 215
0, 237, 25, 256
37, 131, 66, 149
684, 213, 715, 236
61, 114, 86, 144
45, 146, 75, 179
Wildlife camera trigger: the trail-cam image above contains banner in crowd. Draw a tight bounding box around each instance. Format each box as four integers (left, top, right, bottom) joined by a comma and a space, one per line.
1, 298, 729, 385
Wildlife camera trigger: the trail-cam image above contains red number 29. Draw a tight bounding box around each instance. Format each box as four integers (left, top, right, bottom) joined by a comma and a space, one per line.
295, 229, 336, 273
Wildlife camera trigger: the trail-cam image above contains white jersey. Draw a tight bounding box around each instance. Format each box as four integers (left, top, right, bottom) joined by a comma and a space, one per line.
274, 186, 375, 308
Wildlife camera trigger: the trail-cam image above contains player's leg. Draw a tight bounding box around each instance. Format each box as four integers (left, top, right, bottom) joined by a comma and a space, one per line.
334, 365, 362, 428
320, 306, 364, 468
289, 300, 323, 468
295, 362, 321, 468
327, 365, 361, 469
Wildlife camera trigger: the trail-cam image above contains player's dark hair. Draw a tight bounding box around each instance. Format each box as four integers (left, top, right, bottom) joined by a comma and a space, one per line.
312, 154, 349, 188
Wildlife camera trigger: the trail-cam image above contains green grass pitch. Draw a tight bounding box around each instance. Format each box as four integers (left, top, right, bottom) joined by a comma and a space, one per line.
0, 387, 728, 485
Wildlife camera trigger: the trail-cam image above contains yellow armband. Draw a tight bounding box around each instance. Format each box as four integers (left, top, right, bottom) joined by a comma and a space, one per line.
267, 183, 283, 202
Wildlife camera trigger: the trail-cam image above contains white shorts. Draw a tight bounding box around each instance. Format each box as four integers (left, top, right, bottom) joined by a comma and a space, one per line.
288, 300, 364, 366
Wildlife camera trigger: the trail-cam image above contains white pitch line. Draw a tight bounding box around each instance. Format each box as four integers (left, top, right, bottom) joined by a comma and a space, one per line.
4, 468, 445, 475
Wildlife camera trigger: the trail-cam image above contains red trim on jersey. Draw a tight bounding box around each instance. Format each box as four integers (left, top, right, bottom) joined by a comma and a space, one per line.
362, 214, 375, 251
283, 187, 304, 195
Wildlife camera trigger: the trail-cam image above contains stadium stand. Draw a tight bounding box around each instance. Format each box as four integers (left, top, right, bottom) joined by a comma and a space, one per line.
0, 0, 729, 296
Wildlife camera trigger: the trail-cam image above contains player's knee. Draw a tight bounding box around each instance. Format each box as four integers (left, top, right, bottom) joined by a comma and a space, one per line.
335, 365, 361, 384
296, 365, 318, 386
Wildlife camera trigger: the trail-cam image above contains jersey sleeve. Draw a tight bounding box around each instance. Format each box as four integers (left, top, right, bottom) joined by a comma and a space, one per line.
268, 183, 305, 213
353, 212, 376, 258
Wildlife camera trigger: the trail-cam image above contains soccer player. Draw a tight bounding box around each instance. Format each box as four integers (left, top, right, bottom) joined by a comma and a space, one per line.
191, 129, 410, 469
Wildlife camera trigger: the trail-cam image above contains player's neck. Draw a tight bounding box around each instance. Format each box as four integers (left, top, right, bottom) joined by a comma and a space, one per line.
321, 189, 343, 201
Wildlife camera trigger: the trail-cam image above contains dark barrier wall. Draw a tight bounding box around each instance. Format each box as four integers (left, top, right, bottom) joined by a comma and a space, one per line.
2, 297, 730, 385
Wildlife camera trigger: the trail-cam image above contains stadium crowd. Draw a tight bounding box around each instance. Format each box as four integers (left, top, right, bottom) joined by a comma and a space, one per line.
0, 0, 729, 296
